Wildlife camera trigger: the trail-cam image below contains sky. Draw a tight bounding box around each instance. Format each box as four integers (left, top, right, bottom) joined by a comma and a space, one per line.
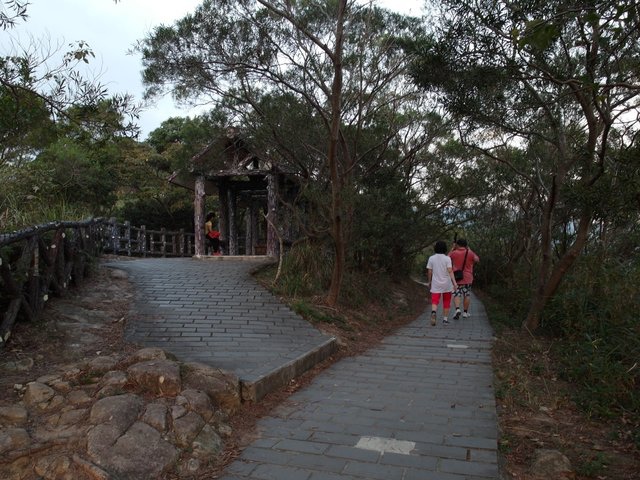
2, 0, 424, 140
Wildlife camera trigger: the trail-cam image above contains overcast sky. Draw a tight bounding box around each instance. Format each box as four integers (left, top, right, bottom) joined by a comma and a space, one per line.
2, 0, 424, 139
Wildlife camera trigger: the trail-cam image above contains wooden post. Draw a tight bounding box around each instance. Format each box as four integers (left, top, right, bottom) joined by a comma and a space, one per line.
248, 199, 258, 255
179, 229, 185, 256
28, 238, 43, 320
71, 228, 85, 285
161, 228, 167, 257
124, 221, 132, 256
228, 186, 238, 255
219, 180, 229, 255
245, 205, 253, 255
140, 225, 147, 257
54, 229, 66, 294
267, 172, 279, 257
110, 218, 119, 255
194, 175, 206, 257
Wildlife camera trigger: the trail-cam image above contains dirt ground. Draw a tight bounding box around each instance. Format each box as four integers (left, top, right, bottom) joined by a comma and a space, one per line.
492, 330, 640, 480
1, 261, 638, 479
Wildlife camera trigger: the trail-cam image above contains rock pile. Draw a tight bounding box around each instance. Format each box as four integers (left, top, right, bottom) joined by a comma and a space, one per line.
0, 347, 240, 480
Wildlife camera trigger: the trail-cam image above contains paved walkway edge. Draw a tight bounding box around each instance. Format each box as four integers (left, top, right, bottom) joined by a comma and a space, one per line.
241, 337, 338, 401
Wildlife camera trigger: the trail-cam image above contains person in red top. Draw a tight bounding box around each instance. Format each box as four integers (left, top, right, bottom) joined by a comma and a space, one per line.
449, 238, 480, 319
204, 212, 221, 255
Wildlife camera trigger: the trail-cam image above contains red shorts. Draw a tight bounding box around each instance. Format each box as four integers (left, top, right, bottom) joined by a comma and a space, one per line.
431, 292, 452, 309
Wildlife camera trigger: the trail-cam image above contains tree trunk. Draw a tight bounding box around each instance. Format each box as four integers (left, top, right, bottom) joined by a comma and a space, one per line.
326, 0, 347, 307
523, 209, 593, 331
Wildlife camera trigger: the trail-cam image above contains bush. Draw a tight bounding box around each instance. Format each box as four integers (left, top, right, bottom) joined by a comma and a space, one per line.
547, 255, 640, 420
270, 241, 333, 298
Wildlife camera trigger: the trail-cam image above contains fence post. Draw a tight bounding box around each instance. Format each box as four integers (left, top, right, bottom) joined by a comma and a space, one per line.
28, 238, 44, 320
178, 229, 185, 256
110, 218, 119, 255
124, 221, 132, 256
161, 228, 167, 257
140, 225, 147, 257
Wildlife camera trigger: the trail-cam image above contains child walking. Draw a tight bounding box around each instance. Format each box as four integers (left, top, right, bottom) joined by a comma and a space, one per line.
426, 240, 458, 326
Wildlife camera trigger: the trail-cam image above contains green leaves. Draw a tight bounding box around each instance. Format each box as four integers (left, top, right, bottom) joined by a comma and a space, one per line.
0, 0, 28, 30
65, 41, 96, 65
516, 18, 560, 51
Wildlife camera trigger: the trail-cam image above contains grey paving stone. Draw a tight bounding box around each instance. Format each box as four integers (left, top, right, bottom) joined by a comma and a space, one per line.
440, 457, 500, 478
106, 257, 336, 397
286, 452, 348, 473
251, 463, 311, 480
324, 445, 380, 463
342, 460, 406, 479
106, 257, 499, 479
378, 451, 438, 470
403, 467, 467, 480
274, 439, 331, 455
226, 459, 258, 476
308, 473, 361, 480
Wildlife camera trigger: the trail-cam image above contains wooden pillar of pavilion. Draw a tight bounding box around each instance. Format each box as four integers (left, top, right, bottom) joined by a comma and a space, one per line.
245, 200, 255, 256
218, 179, 229, 255
227, 186, 238, 255
194, 175, 206, 257
266, 171, 279, 257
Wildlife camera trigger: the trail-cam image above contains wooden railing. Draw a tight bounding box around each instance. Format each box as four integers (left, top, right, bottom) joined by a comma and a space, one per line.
0, 218, 195, 347
103, 220, 195, 257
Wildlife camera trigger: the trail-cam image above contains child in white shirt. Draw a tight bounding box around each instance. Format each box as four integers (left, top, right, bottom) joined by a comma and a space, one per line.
426, 240, 458, 325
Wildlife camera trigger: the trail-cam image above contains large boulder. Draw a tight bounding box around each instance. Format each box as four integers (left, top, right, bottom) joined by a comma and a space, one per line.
89, 421, 178, 479
127, 359, 182, 396
0, 406, 28, 427
181, 362, 240, 414
0, 428, 30, 455
530, 449, 573, 478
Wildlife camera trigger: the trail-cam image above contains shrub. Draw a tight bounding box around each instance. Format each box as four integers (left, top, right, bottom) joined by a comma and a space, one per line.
547, 255, 639, 420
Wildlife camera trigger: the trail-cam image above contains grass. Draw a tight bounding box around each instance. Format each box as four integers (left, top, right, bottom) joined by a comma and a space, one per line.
290, 299, 353, 331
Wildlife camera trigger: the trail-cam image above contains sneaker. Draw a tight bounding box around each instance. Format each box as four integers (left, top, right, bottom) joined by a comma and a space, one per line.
462, 312, 470, 318
430, 312, 437, 326
442, 318, 449, 324
453, 310, 461, 320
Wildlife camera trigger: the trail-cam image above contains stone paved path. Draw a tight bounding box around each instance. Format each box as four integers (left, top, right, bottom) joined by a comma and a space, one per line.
220, 297, 498, 479
107, 256, 499, 479
105, 257, 336, 400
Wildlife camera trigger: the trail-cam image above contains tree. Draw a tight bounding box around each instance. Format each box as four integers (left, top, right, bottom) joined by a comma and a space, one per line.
9, 99, 135, 213
408, 0, 640, 330
0, 0, 27, 30
115, 113, 230, 230
0, 0, 142, 229
138, 0, 436, 305
0, 85, 56, 166
0, 1, 139, 140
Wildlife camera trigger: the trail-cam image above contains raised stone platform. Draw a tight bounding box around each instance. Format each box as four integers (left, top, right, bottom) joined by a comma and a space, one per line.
105, 257, 337, 401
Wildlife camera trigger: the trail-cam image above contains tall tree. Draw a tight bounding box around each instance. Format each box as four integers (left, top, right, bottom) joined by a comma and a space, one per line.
138, 0, 434, 304
409, 0, 640, 330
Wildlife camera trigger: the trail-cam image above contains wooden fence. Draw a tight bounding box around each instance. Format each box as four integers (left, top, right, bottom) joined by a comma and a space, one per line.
0, 218, 195, 348
104, 220, 195, 258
